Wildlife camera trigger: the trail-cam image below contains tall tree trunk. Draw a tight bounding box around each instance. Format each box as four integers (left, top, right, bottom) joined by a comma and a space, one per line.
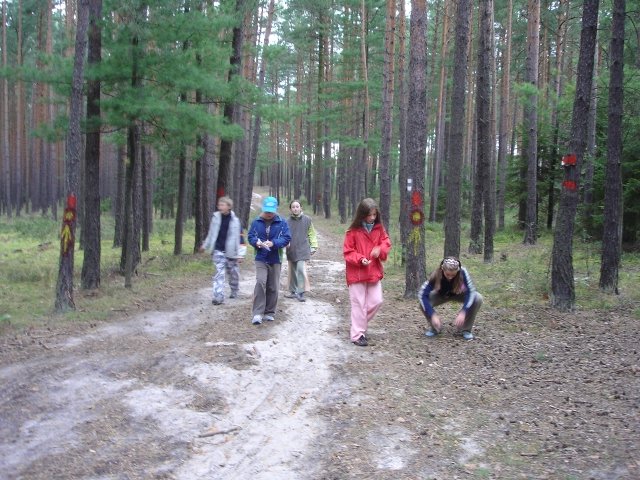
430, 0, 450, 223
582, 46, 600, 234
404, 0, 428, 297
122, 29, 143, 287
599, 0, 625, 293
217, 0, 245, 202
547, 0, 569, 230
174, 144, 187, 255
551, 0, 599, 311
2, 1, 11, 217
14, 0, 24, 216
397, 0, 409, 262
359, 0, 370, 199
294, 54, 304, 205
242, 0, 275, 226
323, 34, 333, 219
379, 0, 396, 232
496, 0, 512, 230
81, 0, 102, 290
141, 142, 151, 251
523, 0, 540, 245
474, 0, 496, 262
113, 144, 125, 247
313, 11, 326, 214
55, 0, 89, 312
444, 0, 471, 258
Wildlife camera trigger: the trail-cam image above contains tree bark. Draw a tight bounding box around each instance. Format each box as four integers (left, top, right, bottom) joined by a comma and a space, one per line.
404, 0, 428, 297
430, 1, 450, 224
551, 0, 599, 311
359, 0, 370, 200
217, 0, 245, 203
444, 0, 471, 258
14, 0, 24, 217
81, 0, 102, 291
474, 0, 495, 262
174, 143, 187, 256
599, 0, 625, 293
2, 1, 11, 218
113, 144, 125, 248
523, 0, 540, 245
56, 0, 90, 312
496, 0, 512, 230
396, 0, 408, 262
379, 0, 396, 232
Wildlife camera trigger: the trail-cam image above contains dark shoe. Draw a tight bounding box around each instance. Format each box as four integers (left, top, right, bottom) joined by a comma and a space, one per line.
284, 292, 296, 298
229, 292, 238, 299
295, 292, 306, 302
352, 335, 368, 347
212, 299, 223, 305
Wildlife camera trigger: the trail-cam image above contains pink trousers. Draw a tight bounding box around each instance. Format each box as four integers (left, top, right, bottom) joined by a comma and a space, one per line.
348, 281, 383, 341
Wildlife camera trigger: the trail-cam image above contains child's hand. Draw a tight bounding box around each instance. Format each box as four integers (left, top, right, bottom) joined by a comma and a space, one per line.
361, 258, 370, 266
431, 313, 442, 332
454, 311, 466, 328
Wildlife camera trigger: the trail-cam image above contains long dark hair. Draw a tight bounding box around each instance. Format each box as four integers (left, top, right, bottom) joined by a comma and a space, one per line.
348, 198, 382, 231
427, 257, 464, 294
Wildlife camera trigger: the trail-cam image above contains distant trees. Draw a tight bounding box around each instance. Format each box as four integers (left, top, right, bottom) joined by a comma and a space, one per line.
0, 0, 638, 309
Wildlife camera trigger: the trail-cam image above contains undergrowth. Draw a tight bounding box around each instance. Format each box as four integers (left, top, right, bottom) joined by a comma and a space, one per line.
1, 199, 638, 334
0, 214, 210, 332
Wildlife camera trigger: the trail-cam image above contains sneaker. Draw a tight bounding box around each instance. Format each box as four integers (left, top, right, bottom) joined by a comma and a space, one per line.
425, 328, 439, 338
462, 330, 474, 340
252, 315, 262, 325
212, 299, 223, 305
284, 292, 296, 298
352, 335, 368, 347
263, 315, 275, 322
229, 292, 238, 299
295, 292, 306, 302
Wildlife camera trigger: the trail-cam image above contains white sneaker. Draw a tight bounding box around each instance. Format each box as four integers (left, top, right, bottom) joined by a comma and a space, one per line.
252, 315, 262, 325
263, 315, 275, 322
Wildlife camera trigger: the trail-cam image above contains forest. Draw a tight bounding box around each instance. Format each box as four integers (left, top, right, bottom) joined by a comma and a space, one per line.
0, 0, 638, 314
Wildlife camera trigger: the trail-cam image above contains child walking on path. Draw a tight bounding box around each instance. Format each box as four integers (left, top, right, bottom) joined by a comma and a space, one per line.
419, 257, 483, 340
199, 196, 245, 305
343, 198, 392, 346
285, 200, 318, 302
247, 196, 292, 325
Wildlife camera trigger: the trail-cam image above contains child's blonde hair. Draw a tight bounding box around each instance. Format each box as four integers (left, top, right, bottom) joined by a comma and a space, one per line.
218, 196, 233, 208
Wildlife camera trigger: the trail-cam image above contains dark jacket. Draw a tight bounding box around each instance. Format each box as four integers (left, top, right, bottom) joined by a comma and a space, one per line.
248, 214, 291, 264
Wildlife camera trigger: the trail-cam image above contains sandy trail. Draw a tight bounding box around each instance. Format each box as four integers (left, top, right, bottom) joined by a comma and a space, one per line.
0, 242, 352, 479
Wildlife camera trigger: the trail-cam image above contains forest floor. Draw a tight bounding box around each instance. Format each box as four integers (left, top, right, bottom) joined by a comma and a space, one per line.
1, 204, 639, 480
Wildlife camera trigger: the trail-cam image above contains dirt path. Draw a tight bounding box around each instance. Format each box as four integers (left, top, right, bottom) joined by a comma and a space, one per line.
1, 214, 639, 480
0, 227, 353, 479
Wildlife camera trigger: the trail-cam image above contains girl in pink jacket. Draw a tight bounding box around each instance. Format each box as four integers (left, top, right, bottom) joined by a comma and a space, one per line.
343, 198, 392, 346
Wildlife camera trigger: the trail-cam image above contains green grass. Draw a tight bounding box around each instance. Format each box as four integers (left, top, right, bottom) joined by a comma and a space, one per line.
313, 197, 639, 317
2, 199, 639, 333
0, 214, 211, 332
